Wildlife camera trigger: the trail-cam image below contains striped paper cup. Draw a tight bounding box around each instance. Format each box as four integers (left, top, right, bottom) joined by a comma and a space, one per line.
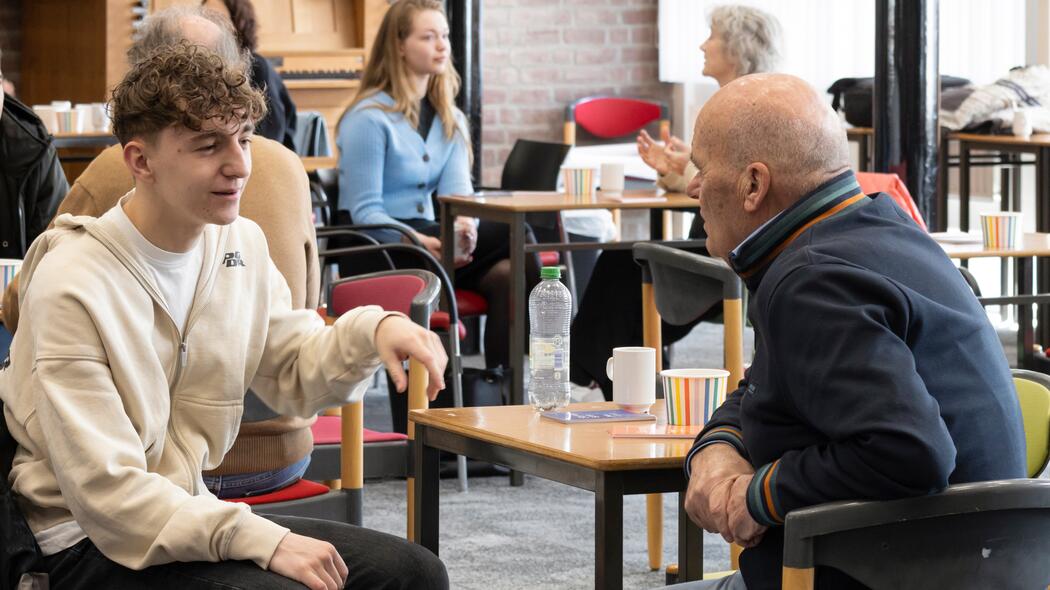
563, 167, 595, 197
980, 212, 1021, 249
660, 368, 730, 426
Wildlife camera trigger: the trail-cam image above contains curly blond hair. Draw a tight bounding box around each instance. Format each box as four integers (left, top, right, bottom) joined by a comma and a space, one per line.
111, 42, 266, 145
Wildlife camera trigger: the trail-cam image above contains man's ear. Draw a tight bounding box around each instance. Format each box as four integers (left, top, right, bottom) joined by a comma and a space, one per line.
122, 139, 154, 184
741, 162, 771, 214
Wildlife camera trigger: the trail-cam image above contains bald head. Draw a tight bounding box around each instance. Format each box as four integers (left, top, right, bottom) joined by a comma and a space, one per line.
687, 74, 852, 260
128, 6, 243, 68
694, 73, 849, 199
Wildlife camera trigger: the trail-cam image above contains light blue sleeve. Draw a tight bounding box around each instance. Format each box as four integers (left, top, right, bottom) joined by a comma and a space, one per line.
436, 115, 475, 197
337, 108, 414, 233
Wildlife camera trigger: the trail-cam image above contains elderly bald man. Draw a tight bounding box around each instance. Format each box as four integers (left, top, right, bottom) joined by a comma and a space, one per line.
663, 74, 1025, 590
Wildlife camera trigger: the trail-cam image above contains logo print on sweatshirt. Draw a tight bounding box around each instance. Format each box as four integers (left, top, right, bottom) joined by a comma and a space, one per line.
223, 252, 246, 268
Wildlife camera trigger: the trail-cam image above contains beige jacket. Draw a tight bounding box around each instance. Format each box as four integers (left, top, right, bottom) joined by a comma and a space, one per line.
0, 206, 391, 570
3, 137, 320, 475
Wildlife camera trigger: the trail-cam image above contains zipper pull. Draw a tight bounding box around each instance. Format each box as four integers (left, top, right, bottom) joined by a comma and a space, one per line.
179, 341, 188, 371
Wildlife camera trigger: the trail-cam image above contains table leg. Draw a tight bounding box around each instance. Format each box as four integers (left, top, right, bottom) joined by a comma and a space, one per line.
641, 280, 664, 572
1018, 257, 1035, 369
859, 134, 871, 173
677, 491, 703, 582
959, 143, 971, 233
413, 425, 440, 554
509, 212, 526, 487
595, 472, 624, 590
936, 136, 949, 232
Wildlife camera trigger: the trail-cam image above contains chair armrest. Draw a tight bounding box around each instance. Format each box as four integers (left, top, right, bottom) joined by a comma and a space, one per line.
316, 224, 423, 247
783, 479, 1050, 569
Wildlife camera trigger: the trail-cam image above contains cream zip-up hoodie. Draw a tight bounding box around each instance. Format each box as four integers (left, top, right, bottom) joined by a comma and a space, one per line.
0, 203, 394, 570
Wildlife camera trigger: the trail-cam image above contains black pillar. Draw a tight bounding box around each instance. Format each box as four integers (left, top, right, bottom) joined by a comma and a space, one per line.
447, 0, 482, 183
873, 0, 939, 229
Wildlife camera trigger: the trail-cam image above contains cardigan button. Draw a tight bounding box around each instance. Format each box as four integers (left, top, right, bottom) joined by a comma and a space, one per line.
417, 202, 425, 213
417, 182, 425, 189
423, 153, 430, 162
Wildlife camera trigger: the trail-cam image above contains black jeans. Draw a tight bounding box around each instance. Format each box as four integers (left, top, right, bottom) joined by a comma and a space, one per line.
40, 515, 448, 590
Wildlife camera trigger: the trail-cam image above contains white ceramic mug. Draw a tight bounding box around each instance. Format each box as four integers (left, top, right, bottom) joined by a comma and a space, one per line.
601, 162, 625, 193
605, 346, 656, 413
75, 104, 94, 133
32, 105, 58, 134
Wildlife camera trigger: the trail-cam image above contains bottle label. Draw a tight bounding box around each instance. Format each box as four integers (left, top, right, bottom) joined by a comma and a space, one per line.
530, 336, 566, 371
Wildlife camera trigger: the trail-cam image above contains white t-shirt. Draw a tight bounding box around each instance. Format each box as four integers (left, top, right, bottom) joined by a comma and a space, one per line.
34, 196, 205, 556
110, 198, 204, 333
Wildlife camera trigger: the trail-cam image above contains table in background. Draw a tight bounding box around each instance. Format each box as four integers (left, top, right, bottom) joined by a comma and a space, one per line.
437, 190, 698, 409
411, 401, 703, 590
53, 131, 120, 182
301, 156, 338, 173
936, 232, 1050, 370
846, 127, 873, 172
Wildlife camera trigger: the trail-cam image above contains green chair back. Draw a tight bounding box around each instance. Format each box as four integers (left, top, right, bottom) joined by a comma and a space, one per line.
1013, 369, 1050, 477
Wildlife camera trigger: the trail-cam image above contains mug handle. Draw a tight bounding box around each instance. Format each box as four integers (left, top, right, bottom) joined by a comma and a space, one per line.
605, 357, 615, 381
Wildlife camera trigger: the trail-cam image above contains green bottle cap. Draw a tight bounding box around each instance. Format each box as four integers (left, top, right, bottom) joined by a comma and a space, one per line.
540, 266, 561, 280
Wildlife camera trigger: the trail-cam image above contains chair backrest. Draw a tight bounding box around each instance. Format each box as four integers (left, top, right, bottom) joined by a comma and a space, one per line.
500, 140, 571, 191
1013, 369, 1050, 477
565, 96, 668, 145
855, 171, 927, 231
632, 242, 736, 326
328, 269, 440, 327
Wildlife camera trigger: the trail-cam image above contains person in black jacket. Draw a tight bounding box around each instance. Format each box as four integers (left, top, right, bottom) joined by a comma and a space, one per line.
0, 52, 68, 259
204, 0, 298, 151
662, 74, 1026, 590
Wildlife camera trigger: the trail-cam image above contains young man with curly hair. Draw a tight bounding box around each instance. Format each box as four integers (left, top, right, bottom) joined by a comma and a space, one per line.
0, 43, 449, 590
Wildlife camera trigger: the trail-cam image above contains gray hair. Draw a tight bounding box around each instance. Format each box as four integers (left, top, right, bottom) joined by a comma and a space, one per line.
128, 6, 245, 68
709, 5, 782, 76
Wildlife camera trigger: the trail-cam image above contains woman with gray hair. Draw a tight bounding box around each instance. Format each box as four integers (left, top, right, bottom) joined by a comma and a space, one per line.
637, 4, 781, 192
570, 5, 781, 400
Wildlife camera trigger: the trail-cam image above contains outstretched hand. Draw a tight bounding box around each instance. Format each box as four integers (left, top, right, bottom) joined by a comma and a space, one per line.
636, 129, 691, 177
374, 315, 448, 400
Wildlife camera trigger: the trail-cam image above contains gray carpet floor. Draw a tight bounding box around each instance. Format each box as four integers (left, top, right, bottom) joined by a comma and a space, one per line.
360, 321, 754, 589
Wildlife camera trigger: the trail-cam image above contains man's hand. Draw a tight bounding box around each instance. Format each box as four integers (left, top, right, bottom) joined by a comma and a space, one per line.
374, 315, 448, 400
269, 532, 348, 590
684, 444, 755, 538
727, 474, 767, 547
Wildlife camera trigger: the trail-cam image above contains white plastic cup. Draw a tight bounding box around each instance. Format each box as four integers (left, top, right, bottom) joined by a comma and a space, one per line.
600, 162, 625, 193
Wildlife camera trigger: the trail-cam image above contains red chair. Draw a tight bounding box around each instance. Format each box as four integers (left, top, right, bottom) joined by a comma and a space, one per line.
563, 96, 670, 146
856, 171, 927, 230
226, 269, 441, 528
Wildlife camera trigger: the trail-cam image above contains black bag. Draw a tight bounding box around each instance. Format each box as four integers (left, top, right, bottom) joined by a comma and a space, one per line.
1, 399, 45, 589
827, 75, 971, 127
389, 367, 509, 434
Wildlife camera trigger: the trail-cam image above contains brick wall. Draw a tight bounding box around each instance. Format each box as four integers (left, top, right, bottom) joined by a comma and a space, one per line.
480, 0, 670, 187
0, 0, 22, 92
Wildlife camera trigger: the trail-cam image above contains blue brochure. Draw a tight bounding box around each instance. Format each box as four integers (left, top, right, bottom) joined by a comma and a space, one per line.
540, 409, 657, 424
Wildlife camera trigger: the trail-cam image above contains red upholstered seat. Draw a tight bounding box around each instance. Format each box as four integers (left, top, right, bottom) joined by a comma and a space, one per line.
223, 479, 330, 505
455, 289, 488, 316
311, 415, 408, 445
329, 274, 426, 316
539, 251, 560, 266
856, 172, 927, 231
429, 311, 467, 339
573, 97, 663, 139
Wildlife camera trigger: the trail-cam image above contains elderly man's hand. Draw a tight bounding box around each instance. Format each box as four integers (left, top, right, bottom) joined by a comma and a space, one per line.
685, 444, 755, 538
374, 315, 448, 400
726, 473, 767, 547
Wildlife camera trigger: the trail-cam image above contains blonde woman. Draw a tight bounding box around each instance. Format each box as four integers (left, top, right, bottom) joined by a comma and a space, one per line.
337, 0, 537, 370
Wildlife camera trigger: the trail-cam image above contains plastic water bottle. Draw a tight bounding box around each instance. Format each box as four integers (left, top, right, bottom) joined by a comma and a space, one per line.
528, 267, 573, 411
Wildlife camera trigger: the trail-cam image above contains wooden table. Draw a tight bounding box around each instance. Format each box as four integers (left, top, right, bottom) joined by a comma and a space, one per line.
301, 156, 338, 173
410, 401, 703, 590
437, 190, 698, 420
52, 131, 119, 150
935, 232, 1050, 369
